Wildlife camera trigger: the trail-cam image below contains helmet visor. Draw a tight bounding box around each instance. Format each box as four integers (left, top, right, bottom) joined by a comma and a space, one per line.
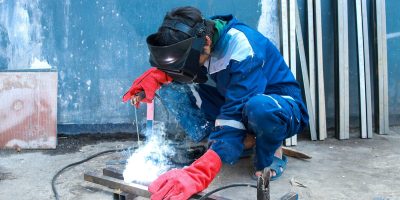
146, 34, 196, 72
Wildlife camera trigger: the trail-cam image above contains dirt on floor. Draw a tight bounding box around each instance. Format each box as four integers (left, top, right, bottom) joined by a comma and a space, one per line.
1, 128, 400, 200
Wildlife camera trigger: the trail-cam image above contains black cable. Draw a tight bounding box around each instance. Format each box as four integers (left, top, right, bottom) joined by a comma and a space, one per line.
198, 183, 257, 200
51, 148, 133, 200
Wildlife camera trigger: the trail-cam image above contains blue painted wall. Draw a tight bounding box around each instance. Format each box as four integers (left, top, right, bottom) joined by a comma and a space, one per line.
0, 0, 399, 134
386, 0, 400, 124
0, 0, 262, 133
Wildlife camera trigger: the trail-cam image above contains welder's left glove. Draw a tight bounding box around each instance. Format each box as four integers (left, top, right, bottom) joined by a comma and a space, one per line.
148, 149, 222, 200
122, 67, 172, 107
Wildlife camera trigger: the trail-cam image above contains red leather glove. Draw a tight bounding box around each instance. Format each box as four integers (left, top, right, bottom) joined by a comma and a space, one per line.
122, 67, 172, 107
148, 149, 222, 200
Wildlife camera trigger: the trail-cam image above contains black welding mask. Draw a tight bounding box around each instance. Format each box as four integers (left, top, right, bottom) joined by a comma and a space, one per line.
146, 19, 208, 83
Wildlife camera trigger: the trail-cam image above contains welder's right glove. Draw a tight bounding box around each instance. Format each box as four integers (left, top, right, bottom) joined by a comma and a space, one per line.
122, 67, 172, 107
148, 149, 222, 200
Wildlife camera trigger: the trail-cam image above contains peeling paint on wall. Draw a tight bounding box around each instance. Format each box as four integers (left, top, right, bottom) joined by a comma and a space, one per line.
0, 0, 47, 69
257, 0, 280, 48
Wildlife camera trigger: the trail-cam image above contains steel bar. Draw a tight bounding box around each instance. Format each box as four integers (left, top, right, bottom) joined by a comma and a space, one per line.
103, 167, 124, 180
375, 0, 390, 135
307, 0, 316, 132
355, 0, 368, 138
289, 0, 296, 79
113, 191, 137, 200
314, 0, 327, 140
361, 0, 373, 138
280, 0, 292, 146
295, 0, 317, 141
280, 0, 290, 63
288, 0, 298, 145
336, 0, 350, 140
84, 172, 151, 198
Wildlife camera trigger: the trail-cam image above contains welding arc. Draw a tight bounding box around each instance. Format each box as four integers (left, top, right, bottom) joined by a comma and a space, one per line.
51, 148, 135, 200
52, 94, 254, 199
52, 148, 258, 200
198, 183, 257, 200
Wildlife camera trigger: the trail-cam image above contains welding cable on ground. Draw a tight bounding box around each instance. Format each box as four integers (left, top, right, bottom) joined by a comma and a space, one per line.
198, 183, 257, 200
51, 148, 136, 200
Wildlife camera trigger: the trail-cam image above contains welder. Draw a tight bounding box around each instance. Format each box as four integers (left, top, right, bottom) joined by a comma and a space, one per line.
123, 6, 309, 200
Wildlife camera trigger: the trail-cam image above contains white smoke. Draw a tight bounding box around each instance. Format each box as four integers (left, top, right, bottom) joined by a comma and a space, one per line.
123, 122, 175, 185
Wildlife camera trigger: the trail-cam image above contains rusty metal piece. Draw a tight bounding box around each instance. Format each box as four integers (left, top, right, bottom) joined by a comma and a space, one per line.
257, 168, 271, 200
282, 147, 312, 159
0, 71, 57, 149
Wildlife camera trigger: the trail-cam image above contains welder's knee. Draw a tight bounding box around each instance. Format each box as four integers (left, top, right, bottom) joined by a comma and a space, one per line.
244, 94, 288, 142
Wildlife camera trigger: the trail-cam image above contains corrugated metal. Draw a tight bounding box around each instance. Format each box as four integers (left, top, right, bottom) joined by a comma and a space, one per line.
0, 71, 57, 149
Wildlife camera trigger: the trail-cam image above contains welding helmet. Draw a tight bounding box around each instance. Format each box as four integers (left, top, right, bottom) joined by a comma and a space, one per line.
146, 19, 208, 83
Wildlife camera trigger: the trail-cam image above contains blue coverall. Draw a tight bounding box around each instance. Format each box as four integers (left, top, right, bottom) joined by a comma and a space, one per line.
158, 15, 309, 170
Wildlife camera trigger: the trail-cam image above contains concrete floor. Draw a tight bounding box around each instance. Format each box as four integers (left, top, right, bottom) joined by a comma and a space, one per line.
1, 128, 400, 200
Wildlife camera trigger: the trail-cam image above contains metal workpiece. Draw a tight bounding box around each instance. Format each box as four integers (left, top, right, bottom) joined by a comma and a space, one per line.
280, 0, 290, 146
280, 0, 296, 146
355, 0, 373, 139
288, 0, 298, 145
307, 0, 316, 136
85, 167, 231, 200
314, 0, 327, 140
294, 0, 317, 141
84, 172, 151, 198
257, 168, 271, 200
374, 0, 390, 135
361, 0, 373, 138
335, 0, 350, 140
355, 0, 367, 138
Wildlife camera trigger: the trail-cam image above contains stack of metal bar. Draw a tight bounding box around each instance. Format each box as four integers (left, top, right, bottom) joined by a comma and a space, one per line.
280, 0, 390, 144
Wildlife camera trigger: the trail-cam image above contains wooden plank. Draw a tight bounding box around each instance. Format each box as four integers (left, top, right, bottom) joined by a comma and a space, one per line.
375, 0, 390, 135
355, 0, 367, 138
314, 0, 327, 140
336, 0, 350, 140
295, 0, 317, 141
361, 0, 373, 138
0, 71, 57, 149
